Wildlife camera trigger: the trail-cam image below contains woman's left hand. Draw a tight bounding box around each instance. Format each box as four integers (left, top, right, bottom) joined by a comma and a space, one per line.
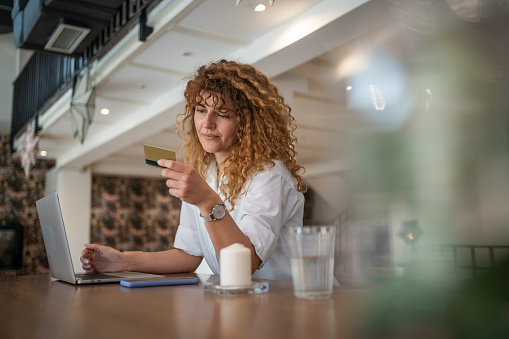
158, 159, 216, 207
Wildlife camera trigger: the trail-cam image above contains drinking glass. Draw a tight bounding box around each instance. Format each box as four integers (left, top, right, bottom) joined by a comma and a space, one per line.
287, 226, 336, 299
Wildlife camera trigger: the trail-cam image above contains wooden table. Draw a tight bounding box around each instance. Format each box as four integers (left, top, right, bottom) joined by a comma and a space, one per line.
0, 273, 366, 339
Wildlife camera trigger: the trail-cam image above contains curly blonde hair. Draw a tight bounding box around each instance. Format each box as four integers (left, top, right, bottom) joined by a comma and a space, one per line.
176, 59, 306, 209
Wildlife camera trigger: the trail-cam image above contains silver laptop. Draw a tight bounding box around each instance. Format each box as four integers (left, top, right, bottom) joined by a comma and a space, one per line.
36, 192, 164, 284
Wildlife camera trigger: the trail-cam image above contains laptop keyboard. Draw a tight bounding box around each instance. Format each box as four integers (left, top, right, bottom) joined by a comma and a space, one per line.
76, 273, 125, 280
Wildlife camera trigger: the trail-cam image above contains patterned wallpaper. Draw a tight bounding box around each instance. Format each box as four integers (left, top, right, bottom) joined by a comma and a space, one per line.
90, 176, 181, 253
0, 134, 54, 276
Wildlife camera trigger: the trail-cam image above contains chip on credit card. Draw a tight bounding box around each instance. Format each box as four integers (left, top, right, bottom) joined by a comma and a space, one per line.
143, 144, 176, 168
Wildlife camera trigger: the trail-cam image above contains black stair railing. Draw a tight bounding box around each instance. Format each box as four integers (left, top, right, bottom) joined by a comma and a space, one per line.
10, 53, 82, 146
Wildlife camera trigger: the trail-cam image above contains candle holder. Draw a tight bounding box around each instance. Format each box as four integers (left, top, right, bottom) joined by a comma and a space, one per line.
203, 281, 269, 295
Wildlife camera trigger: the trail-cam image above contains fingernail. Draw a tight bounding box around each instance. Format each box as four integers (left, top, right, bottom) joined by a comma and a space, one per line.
84, 260, 89, 264
157, 160, 163, 165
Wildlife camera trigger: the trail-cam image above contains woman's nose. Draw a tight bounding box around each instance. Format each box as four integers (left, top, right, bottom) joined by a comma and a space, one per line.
203, 112, 215, 128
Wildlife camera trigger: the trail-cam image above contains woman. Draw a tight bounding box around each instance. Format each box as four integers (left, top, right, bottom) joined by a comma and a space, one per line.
81, 59, 306, 281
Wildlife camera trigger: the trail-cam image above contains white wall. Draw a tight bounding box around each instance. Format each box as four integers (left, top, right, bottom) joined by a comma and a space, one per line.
45, 167, 92, 272
0, 33, 16, 135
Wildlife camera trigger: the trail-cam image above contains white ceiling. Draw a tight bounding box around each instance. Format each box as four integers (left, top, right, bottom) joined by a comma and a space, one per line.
17, 0, 386, 184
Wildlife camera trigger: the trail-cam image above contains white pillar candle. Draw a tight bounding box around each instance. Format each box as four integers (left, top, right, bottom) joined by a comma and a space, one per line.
220, 243, 252, 287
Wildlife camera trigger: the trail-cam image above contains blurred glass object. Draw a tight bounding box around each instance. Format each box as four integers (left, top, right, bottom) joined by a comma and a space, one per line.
340, 0, 509, 337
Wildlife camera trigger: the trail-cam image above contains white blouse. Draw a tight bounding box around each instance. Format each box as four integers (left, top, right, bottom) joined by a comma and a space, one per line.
173, 160, 304, 281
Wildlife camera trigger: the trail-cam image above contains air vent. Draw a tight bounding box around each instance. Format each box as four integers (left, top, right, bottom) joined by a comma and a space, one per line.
44, 23, 90, 54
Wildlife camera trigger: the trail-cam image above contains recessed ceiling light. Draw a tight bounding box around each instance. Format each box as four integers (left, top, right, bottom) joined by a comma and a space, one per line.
100, 108, 110, 115
40, 150, 47, 157
346, 85, 353, 91
254, 4, 266, 11
238, 0, 275, 9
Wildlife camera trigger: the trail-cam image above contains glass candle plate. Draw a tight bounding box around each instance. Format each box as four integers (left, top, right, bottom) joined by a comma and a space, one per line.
203, 281, 269, 295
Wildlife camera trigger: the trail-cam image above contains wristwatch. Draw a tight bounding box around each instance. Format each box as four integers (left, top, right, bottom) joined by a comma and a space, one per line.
200, 203, 227, 222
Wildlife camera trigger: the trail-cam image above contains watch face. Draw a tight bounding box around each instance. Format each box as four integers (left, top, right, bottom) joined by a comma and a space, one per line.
212, 204, 226, 220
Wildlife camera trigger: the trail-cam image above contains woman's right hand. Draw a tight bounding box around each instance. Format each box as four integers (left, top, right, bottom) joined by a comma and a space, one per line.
157, 159, 220, 215
80, 244, 125, 273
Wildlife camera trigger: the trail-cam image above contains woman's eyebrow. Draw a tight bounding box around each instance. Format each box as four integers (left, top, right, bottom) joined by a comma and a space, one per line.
216, 105, 234, 112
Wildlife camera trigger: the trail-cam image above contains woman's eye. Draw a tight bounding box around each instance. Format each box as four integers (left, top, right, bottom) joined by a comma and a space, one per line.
217, 110, 231, 118
195, 108, 206, 114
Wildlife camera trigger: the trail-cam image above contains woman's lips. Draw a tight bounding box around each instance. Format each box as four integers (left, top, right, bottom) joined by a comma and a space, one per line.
202, 133, 218, 140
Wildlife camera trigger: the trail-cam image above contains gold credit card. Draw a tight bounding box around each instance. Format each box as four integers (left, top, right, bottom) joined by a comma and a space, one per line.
143, 144, 176, 168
